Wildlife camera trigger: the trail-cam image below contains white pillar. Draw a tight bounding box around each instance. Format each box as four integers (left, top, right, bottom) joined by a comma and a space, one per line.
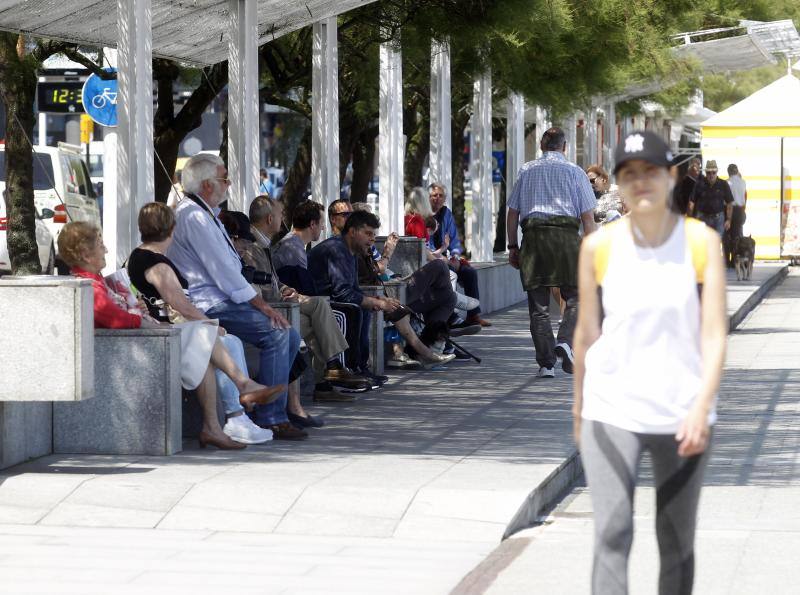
312, 18, 340, 218
430, 40, 452, 209
506, 93, 525, 193
227, 0, 259, 214
603, 103, 616, 171
378, 39, 404, 235
37, 112, 46, 146
564, 113, 578, 163
534, 106, 550, 158
113, 0, 153, 270
584, 107, 598, 166
470, 71, 493, 262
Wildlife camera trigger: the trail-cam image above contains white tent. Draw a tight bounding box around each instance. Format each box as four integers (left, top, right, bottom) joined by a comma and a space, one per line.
701, 74, 800, 259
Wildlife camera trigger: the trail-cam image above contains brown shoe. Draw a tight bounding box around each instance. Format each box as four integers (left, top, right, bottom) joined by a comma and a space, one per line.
270, 422, 308, 441
323, 367, 371, 390
467, 316, 492, 327
313, 388, 357, 403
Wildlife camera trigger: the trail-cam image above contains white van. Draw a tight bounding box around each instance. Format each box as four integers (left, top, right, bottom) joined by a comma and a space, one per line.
0, 143, 101, 259
0, 197, 54, 275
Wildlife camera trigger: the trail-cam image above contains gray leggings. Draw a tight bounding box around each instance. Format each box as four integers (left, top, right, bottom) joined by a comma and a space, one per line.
580, 420, 712, 595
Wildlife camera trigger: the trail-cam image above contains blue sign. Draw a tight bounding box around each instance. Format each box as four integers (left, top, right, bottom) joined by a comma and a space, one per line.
82, 68, 118, 127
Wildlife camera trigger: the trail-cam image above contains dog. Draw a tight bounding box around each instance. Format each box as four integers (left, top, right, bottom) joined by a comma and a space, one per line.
734, 235, 755, 281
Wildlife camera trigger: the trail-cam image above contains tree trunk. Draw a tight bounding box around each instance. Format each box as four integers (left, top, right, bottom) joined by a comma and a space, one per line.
151, 60, 228, 203
450, 112, 469, 249
350, 126, 377, 202
0, 34, 41, 275
281, 123, 312, 223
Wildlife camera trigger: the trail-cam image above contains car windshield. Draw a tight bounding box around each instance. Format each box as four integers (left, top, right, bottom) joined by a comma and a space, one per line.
0, 151, 56, 191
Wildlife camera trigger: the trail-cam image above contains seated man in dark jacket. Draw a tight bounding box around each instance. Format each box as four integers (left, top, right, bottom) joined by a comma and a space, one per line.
308, 210, 401, 383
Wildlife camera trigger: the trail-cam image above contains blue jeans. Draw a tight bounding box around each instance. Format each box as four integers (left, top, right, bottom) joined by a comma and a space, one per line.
206, 300, 301, 426
697, 211, 724, 236
215, 333, 247, 416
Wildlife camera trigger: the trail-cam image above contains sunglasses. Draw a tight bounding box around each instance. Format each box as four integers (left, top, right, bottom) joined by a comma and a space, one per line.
430, 193, 444, 198
335, 211, 353, 218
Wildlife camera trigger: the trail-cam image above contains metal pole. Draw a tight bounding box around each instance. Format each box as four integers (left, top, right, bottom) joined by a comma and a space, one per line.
312, 18, 340, 218
378, 37, 404, 235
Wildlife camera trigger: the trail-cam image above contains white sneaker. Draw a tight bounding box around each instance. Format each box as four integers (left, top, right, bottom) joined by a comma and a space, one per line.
537, 366, 555, 378
224, 414, 273, 444
455, 292, 480, 312
554, 343, 574, 374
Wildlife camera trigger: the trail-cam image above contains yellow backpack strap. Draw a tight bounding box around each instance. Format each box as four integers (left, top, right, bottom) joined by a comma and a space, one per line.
684, 217, 708, 284
593, 221, 618, 286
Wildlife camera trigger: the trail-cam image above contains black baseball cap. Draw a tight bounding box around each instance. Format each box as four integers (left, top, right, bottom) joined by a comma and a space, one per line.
613, 130, 674, 175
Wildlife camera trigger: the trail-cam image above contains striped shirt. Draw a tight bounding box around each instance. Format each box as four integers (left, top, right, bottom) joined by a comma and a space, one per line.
507, 151, 596, 221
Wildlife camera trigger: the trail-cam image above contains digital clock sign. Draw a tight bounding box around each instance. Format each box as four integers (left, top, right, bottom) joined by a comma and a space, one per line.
37, 82, 85, 114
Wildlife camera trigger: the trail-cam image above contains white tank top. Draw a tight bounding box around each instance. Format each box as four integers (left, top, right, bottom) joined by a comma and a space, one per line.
581, 218, 717, 434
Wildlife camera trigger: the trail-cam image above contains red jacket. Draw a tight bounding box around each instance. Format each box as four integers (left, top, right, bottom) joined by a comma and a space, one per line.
72, 267, 142, 329
404, 213, 428, 240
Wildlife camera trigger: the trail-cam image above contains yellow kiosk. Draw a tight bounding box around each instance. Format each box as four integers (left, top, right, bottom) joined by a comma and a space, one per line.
701, 74, 800, 260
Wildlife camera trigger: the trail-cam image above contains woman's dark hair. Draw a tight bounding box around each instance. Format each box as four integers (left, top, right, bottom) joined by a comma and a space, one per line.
138, 202, 175, 243
218, 210, 242, 238
342, 210, 380, 235
293, 200, 324, 229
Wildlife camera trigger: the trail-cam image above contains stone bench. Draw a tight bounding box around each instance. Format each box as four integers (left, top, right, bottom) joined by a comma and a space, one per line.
0, 276, 94, 470
54, 327, 183, 456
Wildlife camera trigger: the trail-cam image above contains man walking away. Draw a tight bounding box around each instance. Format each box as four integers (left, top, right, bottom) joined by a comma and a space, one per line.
506, 127, 597, 378
726, 163, 747, 267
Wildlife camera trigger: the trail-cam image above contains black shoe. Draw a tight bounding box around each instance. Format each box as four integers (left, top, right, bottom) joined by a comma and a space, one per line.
288, 411, 325, 428
357, 368, 388, 386
449, 323, 481, 337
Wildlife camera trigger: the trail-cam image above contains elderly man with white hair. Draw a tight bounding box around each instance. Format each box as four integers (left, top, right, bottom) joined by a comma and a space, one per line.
167, 153, 306, 441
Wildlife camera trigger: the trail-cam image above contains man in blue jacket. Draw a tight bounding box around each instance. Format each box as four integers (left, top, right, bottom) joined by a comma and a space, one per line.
428, 183, 490, 327
308, 210, 402, 383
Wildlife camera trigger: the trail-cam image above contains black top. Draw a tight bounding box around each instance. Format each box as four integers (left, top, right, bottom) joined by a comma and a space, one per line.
127, 247, 188, 322
691, 177, 734, 215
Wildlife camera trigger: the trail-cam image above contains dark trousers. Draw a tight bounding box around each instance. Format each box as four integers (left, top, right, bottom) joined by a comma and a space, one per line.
527, 285, 578, 368
450, 262, 480, 317
331, 302, 365, 372
407, 259, 457, 325
724, 206, 746, 267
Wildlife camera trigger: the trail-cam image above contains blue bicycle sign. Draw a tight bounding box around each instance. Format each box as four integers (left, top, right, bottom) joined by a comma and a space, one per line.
82, 68, 118, 127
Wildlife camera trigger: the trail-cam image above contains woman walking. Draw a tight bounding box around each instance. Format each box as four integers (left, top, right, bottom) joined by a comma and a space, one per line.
572, 131, 727, 594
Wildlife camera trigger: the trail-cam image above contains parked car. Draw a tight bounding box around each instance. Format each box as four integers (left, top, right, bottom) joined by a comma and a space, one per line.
0, 197, 55, 275
0, 143, 101, 268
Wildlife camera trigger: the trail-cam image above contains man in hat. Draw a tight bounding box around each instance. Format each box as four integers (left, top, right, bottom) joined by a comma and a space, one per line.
688, 160, 734, 237
506, 127, 596, 378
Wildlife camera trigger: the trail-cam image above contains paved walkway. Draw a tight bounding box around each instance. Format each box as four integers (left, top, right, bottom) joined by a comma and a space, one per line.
467, 268, 800, 595
0, 264, 788, 594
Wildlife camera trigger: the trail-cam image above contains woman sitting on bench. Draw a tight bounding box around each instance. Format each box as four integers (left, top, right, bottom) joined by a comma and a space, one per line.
58, 220, 283, 451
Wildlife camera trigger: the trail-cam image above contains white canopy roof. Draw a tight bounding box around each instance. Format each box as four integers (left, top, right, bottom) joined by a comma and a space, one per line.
702, 74, 800, 128
0, 0, 376, 65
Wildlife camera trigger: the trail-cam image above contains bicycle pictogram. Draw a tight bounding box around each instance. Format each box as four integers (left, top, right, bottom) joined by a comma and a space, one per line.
91, 88, 118, 109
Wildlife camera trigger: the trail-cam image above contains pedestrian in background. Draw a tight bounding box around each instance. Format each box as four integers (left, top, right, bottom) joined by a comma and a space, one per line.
573, 131, 727, 594
726, 163, 747, 267
688, 160, 733, 237
506, 127, 596, 378
674, 157, 701, 215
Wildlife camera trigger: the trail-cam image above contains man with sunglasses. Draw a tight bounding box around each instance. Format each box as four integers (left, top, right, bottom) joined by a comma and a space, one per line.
428, 183, 491, 328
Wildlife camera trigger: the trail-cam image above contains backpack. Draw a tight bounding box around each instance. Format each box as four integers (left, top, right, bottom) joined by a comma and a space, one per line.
594, 217, 708, 289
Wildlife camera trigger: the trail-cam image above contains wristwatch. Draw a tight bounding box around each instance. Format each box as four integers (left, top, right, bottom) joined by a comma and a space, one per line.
507, 244, 519, 250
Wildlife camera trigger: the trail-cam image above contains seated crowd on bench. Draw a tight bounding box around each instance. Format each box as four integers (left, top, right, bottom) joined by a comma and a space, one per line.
56, 152, 490, 449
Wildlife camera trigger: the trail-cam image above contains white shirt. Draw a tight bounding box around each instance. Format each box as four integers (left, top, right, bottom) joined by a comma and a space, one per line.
167, 195, 256, 312
727, 174, 746, 207
581, 218, 716, 434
